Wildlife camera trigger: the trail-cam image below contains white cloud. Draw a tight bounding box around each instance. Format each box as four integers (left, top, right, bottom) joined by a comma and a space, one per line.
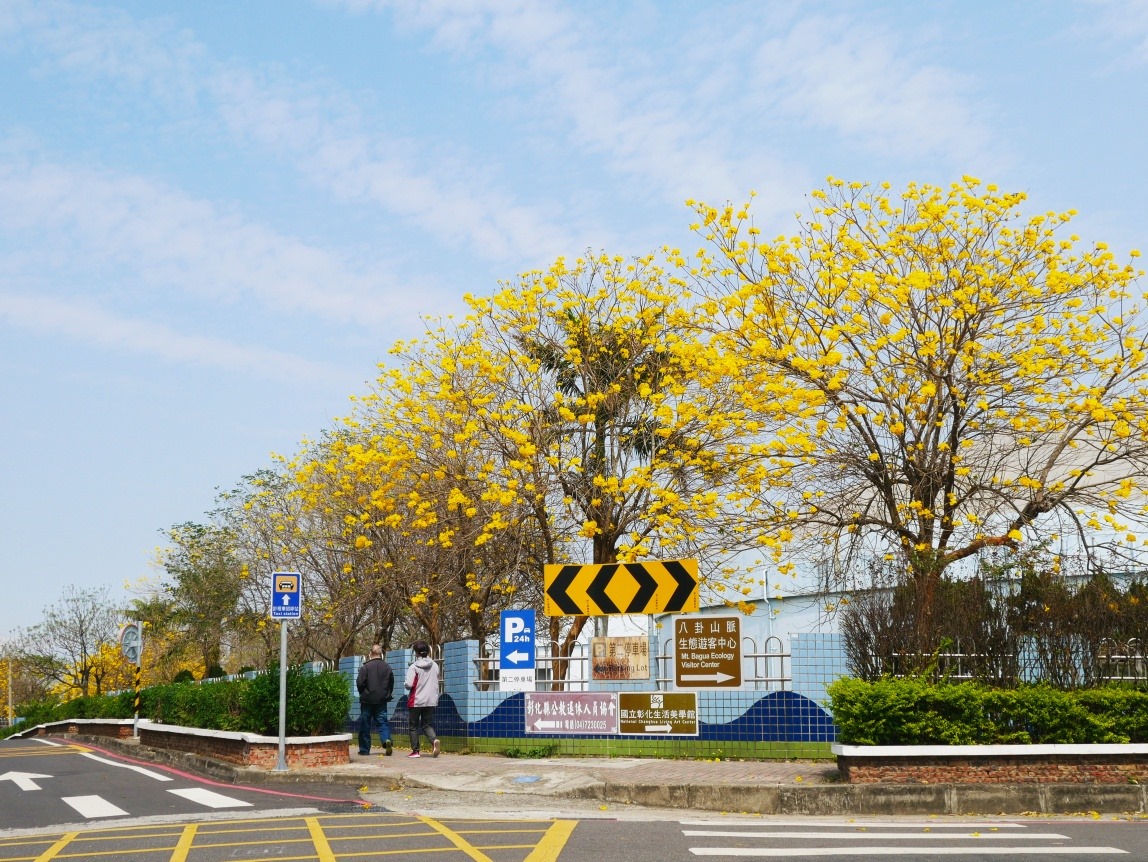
1076, 0, 1148, 67
3, 0, 574, 264
0, 292, 342, 382
208, 69, 574, 262
340, 0, 763, 202
744, 14, 993, 165
0, 146, 407, 326
324, 0, 998, 219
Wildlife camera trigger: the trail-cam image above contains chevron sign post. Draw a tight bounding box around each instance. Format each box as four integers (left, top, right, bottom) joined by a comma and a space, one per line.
543, 559, 699, 616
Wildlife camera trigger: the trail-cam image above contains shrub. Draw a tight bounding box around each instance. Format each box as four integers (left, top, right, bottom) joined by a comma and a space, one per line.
983, 685, 1124, 744
144, 680, 246, 731
829, 677, 1142, 745
1076, 687, 1148, 743
2, 665, 351, 738
828, 677, 994, 745
241, 666, 350, 736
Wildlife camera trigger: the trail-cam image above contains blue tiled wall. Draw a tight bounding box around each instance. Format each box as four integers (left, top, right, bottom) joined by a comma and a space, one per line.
341, 633, 851, 747
791, 632, 849, 708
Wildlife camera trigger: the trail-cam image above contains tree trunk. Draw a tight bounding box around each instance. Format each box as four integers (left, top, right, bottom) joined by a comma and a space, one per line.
912, 567, 940, 660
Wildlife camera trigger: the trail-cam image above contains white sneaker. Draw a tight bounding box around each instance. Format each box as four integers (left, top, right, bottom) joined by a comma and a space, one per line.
432, 739, 440, 758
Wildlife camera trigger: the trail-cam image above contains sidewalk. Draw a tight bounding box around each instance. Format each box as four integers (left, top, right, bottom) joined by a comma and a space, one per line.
71, 736, 1148, 817
341, 748, 837, 797
251, 748, 1148, 817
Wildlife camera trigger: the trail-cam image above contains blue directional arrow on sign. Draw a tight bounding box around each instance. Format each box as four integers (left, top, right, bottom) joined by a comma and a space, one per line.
270, 572, 302, 620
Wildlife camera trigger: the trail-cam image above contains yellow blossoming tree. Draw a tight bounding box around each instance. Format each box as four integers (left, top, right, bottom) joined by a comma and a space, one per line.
459, 253, 753, 672
684, 178, 1148, 637
323, 322, 550, 649
223, 465, 403, 665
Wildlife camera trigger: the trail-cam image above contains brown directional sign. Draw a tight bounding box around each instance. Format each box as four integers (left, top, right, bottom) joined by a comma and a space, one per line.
618, 691, 698, 736
543, 559, 699, 616
674, 616, 742, 688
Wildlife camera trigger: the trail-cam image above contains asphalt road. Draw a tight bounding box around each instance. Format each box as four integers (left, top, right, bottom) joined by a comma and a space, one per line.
6, 811, 1148, 861
6, 736, 1148, 860
0, 736, 363, 831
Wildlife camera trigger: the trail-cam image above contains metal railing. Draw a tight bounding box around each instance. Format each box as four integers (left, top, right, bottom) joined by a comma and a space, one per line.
875, 637, 1148, 687
474, 635, 791, 692
1098, 638, 1148, 683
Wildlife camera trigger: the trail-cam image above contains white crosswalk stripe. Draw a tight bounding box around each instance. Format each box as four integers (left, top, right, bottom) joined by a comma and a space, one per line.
680, 820, 1028, 829
167, 787, 254, 808
61, 795, 129, 818
689, 849, 1127, 857
685, 830, 1073, 840
681, 820, 1129, 858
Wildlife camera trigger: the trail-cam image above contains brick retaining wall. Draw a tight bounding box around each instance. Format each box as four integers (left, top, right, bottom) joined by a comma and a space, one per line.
137, 724, 350, 768
833, 743, 1148, 784
19, 719, 136, 739
17, 719, 350, 769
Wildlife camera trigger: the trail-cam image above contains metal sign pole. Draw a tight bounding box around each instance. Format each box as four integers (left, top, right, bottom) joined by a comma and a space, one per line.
134, 621, 143, 738
275, 620, 288, 771
6, 658, 12, 726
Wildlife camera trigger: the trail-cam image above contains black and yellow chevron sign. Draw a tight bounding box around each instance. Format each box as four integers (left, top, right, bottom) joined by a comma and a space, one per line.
543, 559, 699, 616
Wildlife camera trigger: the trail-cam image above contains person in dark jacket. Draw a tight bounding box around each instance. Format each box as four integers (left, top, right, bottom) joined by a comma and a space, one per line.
356, 644, 394, 756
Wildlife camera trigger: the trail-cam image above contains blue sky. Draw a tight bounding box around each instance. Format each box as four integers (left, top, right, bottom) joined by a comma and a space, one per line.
1, 0, 1147, 639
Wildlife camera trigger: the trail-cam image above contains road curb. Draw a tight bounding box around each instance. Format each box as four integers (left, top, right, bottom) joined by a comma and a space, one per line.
581, 781, 1148, 816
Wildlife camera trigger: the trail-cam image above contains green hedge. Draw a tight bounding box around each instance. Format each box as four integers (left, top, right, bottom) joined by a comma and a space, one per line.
828, 677, 1148, 745
2, 668, 350, 739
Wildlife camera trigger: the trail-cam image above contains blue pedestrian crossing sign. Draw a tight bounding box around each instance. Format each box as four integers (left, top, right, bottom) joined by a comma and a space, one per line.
271, 572, 302, 620
499, 609, 536, 692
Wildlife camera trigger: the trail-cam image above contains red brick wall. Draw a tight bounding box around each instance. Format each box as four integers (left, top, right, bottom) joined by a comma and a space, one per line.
138, 728, 349, 768
46, 721, 134, 739
840, 755, 1148, 784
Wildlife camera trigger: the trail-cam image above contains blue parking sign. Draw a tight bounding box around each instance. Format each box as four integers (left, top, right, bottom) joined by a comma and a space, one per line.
499, 609, 535, 692
271, 572, 302, 619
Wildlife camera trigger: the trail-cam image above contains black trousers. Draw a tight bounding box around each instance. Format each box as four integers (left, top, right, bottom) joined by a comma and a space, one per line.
408, 705, 437, 751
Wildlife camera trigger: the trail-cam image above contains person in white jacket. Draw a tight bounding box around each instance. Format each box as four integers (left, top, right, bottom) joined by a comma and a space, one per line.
404, 641, 441, 757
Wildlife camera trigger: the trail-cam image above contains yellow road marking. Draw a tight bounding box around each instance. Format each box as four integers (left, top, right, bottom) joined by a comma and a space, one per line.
523, 820, 578, 862
38, 842, 180, 859
305, 817, 337, 862
41, 829, 186, 844
1, 815, 567, 862
33, 832, 77, 862
441, 818, 557, 824
477, 844, 540, 851
168, 824, 197, 862
417, 815, 494, 862
327, 830, 447, 842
